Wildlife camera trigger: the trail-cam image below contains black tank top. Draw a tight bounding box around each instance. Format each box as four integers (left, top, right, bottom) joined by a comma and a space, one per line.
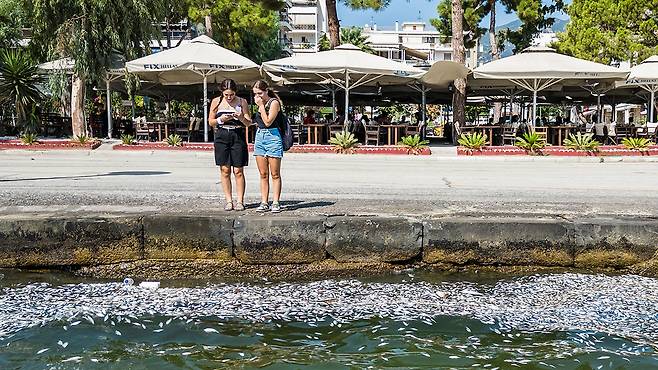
255, 98, 281, 129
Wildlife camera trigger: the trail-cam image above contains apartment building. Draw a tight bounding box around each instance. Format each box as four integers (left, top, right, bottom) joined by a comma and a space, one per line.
361, 21, 480, 68
279, 0, 328, 56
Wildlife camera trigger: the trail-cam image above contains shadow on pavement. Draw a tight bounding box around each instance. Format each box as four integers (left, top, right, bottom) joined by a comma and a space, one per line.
0, 171, 171, 182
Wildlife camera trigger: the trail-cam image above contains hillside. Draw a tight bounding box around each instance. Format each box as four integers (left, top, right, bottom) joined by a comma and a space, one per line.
479, 18, 569, 62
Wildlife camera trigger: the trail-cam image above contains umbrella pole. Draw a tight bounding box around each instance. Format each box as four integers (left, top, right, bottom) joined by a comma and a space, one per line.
597, 94, 601, 125
332, 88, 336, 121
344, 70, 349, 128
532, 90, 537, 130
106, 78, 112, 139
203, 75, 208, 142
651, 89, 655, 123
421, 87, 427, 127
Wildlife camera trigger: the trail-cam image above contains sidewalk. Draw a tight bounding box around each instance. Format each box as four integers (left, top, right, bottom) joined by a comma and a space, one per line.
1, 148, 658, 218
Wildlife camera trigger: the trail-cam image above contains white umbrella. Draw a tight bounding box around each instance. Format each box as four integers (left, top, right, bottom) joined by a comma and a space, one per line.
624, 56, 658, 123
473, 46, 628, 126
126, 35, 259, 141
262, 44, 425, 124
416, 61, 469, 125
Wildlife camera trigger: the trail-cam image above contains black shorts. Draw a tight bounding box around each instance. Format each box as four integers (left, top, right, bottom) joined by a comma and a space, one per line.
214, 127, 248, 167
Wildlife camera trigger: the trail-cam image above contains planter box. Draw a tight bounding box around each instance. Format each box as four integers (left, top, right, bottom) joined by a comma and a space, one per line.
114, 142, 216, 151
458, 145, 658, 157
457, 146, 526, 156
0, 139, 101, 150
115, 142, 431, 155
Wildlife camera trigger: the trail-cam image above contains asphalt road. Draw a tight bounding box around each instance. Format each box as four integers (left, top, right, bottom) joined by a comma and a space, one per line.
1, 148, 657, 218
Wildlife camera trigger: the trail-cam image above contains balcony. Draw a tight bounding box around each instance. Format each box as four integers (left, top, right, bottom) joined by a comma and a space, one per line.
279, 13, 292, 31
291, 42, 316, 51
291, 24, 316, 31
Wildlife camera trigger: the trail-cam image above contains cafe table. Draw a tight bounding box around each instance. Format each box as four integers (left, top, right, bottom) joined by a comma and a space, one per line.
548, 126, 576, 146
148, 121, 169, 141
305, 123, 326, 144
379, 124, 406, 145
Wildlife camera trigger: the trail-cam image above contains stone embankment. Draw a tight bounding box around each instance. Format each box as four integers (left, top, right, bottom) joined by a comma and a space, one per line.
0, 213, 657, 278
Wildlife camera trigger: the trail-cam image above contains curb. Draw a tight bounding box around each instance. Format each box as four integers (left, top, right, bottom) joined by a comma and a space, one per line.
0, 214, 656, 275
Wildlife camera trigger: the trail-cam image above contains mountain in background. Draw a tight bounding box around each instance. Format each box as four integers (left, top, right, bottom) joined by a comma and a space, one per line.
478, 18, 569, 63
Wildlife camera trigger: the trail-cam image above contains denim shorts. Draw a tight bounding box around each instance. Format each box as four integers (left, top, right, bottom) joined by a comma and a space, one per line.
254, 127, 283, 158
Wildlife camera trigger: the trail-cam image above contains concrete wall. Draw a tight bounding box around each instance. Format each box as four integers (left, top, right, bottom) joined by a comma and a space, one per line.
0, 214, 657, 275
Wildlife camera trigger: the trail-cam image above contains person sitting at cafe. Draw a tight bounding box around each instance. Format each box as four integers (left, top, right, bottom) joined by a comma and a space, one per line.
400, 115, 408, 124
303, 110, 316, 125
414, 111, 422, 124
361, 114, 370, 125
555, 115, 563, 125
375, 112, 391, 125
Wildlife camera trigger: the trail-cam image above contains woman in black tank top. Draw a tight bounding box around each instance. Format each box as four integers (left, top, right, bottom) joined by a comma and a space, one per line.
208, 79, 252, 211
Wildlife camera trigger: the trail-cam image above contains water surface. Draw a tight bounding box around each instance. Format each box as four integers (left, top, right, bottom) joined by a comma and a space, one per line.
0, 269, 656, 369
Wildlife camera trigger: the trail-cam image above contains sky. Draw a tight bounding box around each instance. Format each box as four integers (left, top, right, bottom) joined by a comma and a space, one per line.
337, 0, 570, 29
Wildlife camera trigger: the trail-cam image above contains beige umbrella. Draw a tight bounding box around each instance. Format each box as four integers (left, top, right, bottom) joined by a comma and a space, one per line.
623, 56, 658, 122
262, 44, 425, 124
126, 35, 260, 141
414, 61, 469, 124
473, 46, 628, 126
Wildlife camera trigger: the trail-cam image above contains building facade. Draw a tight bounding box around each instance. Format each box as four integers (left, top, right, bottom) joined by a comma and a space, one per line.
279, 0, 328, 56
361, 22, 480, 68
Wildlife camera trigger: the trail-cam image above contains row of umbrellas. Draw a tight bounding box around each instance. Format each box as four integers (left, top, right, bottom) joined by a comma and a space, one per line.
40, 35, 658, 141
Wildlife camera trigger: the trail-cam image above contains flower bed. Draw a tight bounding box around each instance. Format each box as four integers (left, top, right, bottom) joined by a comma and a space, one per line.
114, 142, 431, 155
0, 139, 101, 150
458, 145, 658, 156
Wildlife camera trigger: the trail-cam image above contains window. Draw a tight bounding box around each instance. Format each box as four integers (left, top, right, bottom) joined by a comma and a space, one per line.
444, 53, 452, 61
412, 25, 417, 30
423, 37, 437, 43
301, 36, 307, 43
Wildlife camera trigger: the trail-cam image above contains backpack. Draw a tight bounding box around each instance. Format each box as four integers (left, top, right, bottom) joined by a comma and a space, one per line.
266, 99, 294, 151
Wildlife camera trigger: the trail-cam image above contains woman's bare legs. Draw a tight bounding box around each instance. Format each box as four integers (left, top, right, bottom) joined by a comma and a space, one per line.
268, 157, 282, 203
232, 167, 245, 204
256, 156, 270, 204
219, 165, 233, 203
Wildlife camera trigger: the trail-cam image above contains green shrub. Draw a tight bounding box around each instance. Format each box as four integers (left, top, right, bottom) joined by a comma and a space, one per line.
515, 132, 546, 154
166, 134, 183, 147
121, 134, 136, 145
457, 132, 487, 150
329, 131, 359, 154
398, 134, 429, 155
621, 137, 653, 151
563, 133, 600, 151
19, 133, 38, 145
71, 134, 92, 144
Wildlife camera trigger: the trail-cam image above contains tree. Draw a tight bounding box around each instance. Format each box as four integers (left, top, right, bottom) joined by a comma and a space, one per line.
29, 0, 166, 137
554, 0, 658, 65
189, 0, 282, 63
488, 0, 502, 122
431, 0, 488, 49
498, 0, 565, 53
319, 28, 374, 53
0, 49, 43, 132
326, 0, 391, 49
451, 0, 467, 142
0, 0, 27, 47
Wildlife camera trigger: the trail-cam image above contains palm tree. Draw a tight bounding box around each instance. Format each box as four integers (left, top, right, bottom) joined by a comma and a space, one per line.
339, 27, 375, 53
0, 49, 43, 132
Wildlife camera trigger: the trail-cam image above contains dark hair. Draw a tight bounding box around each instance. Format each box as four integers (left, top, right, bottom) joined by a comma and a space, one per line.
252, 80, 282, 106
220, 79, 238, 93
